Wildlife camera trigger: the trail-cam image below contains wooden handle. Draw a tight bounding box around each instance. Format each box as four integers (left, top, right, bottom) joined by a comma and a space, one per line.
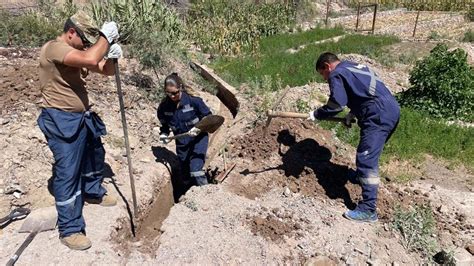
164, 132, 192, 141
266, 110, 351, 124
267, 111, 309, 119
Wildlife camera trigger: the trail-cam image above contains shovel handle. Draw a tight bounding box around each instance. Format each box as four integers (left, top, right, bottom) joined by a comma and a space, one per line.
267, 111, 309, 119
163, 132, 193, 141
267, 111, 353, 125
6, 231, 38, 266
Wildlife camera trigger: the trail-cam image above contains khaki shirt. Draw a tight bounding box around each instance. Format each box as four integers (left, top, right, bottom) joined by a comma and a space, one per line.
39, 37, 89, 112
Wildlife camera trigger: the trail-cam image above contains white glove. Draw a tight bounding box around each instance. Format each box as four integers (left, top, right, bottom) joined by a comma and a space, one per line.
105, 43, 122, 59
100, 22, 119, 44
159, 133, 171, 144
188, 127, 201, 137
344, 113, 356, 128
307, 111, 316, 121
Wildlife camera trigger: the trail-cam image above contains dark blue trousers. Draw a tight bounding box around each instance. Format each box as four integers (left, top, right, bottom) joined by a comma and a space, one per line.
38, 108, 107, 237
176, 134, 209, 186
355, 96, 400, 212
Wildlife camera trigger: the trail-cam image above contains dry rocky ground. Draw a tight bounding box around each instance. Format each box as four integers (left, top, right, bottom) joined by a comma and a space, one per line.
0, 28, 473, 265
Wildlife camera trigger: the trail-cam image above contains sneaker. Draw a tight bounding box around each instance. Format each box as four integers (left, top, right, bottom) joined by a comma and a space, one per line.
343, 209, 378, 223
60, 233, 91, 250
85, 194, 117, 207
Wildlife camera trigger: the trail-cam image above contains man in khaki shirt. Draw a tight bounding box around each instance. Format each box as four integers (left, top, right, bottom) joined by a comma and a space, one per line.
37, 11, 122, 250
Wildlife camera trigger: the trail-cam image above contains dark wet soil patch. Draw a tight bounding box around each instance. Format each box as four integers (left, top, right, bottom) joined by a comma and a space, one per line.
112, 180, 175, 255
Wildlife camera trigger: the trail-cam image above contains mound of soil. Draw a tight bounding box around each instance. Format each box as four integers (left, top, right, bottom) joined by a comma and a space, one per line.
228, 118, 431, 220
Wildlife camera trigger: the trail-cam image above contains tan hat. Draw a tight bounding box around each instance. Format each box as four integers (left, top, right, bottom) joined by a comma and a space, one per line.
69, 11, 99, 44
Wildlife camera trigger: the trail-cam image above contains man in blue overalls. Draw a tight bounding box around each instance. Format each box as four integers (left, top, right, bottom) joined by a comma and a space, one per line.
309, 52, 400, 222
37, 11, 121, 249
157, 73, 211, 188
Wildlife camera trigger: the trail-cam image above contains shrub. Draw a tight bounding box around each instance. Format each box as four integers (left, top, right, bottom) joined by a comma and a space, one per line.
398, 44, 474, 122
89, 0, 187, 68
462, 29, 474, 43
188, 0, 296, 56
392, 205, 438, 260
467, 4, 474, 22
0, 0, 77, 47
0, 11, 59, 47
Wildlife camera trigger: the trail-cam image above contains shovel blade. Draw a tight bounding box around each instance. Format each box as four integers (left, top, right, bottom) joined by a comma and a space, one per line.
19, 206, 57, 233
190, 62, 239, 118
195, 115, 225, 133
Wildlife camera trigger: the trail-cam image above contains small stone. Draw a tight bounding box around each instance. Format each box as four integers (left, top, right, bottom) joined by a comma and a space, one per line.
283, 187, 291, 197
140, 158, 151, 163
437, 205, 449, 214
453, 247, 473, 265
254, 217, 265, 226
13, 191, 21, 198
304, 256, 337, 266
466, 243, 474, 255
4, 184, 25, 194
0, 118, 10, 125
132, 241, 142, 247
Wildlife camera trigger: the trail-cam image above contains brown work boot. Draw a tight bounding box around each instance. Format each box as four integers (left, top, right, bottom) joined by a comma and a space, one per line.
85, 193, 117, 207
60, 233, 91, 250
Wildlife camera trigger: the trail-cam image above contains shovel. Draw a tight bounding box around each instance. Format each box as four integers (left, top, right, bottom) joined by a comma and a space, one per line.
0, 208, 30, 226
6, 206, 57, 266
189, 62, 239, 118
162, 115, 225, 141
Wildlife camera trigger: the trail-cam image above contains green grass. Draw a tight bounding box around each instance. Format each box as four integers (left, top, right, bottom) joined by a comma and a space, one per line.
213, 31, 399, 88
320, 108, 474, 171
257, 27, 345, 54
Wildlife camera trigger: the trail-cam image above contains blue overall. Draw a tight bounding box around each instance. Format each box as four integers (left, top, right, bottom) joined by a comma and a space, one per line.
314, 61, 400, 213
37, 108, 107, 237
157, 92, 211, 186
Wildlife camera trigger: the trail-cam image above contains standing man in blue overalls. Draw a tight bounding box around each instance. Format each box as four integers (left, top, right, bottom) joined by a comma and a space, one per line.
309, 52, 400, 223
37, 11, 121, 249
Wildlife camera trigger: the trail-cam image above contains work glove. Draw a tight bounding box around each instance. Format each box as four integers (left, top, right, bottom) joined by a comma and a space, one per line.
344, 113, 356, 128
159, 133, 171, 145
307, 110, 316, 121
105, 43, 122, 59
188, 127, 201, 137
100, 22, 119, 44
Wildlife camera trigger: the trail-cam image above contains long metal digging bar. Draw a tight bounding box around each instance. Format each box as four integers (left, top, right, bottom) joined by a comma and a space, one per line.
113, 59, 138, 219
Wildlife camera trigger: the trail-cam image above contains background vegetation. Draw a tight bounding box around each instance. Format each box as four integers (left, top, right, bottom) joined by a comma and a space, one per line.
213, 31, 399, 88
398, 44, 474, 122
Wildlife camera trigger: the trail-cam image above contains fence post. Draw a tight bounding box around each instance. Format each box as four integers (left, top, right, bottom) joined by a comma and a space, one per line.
355, 2, 361, 32
325, 0, 331, 27
371, 3, 377, 34
412, 10, 420, 37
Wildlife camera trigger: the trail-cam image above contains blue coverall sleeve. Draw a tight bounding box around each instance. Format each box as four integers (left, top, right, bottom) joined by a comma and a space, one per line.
314, 74, 348, 120
157, 104, 170, 135
193, 97, 211, 119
